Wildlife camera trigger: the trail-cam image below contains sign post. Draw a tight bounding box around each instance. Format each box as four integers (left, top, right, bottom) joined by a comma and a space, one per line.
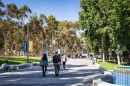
29, 41, 33, 52
23, 41, 28, 52
23, 41, 29, 62
45, 46, 49, 62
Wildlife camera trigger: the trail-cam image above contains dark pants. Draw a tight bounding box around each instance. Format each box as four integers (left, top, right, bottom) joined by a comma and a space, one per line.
3, 66, 10, 72
54, 64, 60, 77
42, 66, 47, 77
63, 62, 66, 69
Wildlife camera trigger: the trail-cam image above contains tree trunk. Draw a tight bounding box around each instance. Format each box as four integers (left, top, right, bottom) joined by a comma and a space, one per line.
129, 53, 130, 64
103, 52, 105, 62
102, 35, 105, 62
3, 34, 7, 56
117, 54, 121, 65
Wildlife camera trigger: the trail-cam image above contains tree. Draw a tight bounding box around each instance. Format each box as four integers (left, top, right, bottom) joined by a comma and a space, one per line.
79, 0, 130, 64
0, 0, 5, 19
0, 0, 5, 51
19, 5, 32, 25
46, 15, 58, 52
58, 21, 80, 56
0, 1, 81, 57
79, 0, 104, 61
39, 14, 47, 51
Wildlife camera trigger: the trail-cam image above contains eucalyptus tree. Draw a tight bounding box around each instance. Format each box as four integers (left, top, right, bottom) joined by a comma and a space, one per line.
57, 21, 80, 56
0, 0, 5, 49
5, 4, 31, 55
6, 3, 19, 20
38, 14, 47, 51
19, 5, 32, 25
58, 21, 71, 54
46, 15, 58, 52
0, 0, 5, 19
0, 21, 5, 50
23, 13, 46, 56
6, 3, 19, 54
70, 21, 80, 55
18, 5, 32, 41
0, 0, 5, 50
57, 27, 69, 54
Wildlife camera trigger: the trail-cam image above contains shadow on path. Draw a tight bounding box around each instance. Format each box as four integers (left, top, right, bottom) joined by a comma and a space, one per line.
0, 59, 104, 86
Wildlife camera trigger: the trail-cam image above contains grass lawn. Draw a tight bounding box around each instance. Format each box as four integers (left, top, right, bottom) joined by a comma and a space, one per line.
0, 56, 52, 66
97, 59, 129, 70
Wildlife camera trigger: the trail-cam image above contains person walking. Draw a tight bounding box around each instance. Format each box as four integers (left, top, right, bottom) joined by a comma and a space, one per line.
92, 55, 96, 65
53, 52, 61, 77
62, 54, 67, 70
40, 53, 48, 77
2, 61, 10, 72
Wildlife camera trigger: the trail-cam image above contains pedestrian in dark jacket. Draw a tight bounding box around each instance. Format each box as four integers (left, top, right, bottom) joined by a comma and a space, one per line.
40, 53, 48, 77
53, 52, 61, 77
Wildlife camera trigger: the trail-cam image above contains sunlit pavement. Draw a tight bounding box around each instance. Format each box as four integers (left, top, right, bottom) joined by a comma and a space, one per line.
0, 58, 103, 86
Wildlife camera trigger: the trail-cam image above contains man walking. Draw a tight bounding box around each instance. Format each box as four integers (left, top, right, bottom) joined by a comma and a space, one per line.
53, 52, 61, 77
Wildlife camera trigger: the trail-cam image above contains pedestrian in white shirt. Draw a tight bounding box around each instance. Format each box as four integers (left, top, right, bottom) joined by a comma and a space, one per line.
62, 54, 67, 70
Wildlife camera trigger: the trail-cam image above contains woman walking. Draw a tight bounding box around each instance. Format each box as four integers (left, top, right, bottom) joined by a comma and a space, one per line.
40, 53, 48, 77
62, 54, 67, 70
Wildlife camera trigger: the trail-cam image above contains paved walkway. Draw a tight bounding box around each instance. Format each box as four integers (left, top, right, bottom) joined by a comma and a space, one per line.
0, 58, 103, 86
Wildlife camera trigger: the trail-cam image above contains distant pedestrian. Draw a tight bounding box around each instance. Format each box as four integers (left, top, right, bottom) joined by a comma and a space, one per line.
2, 61, 10, 72
53, 52, 61, 77
40, 53, 48, 77
92, 55, 96, 65
62, 54, 67, 70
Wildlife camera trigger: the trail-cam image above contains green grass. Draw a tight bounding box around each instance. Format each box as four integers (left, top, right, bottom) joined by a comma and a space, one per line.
0, 56, 52, 66
97, 59, 129, 70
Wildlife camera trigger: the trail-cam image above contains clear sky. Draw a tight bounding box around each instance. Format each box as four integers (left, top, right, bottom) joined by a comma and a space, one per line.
3, 0, 80, 21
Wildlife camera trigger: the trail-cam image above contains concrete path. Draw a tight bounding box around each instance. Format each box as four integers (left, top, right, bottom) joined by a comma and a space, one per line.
0, 58, 103, 86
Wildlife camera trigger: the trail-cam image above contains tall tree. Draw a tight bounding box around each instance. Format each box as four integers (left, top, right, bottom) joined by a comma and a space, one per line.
79, 0, 130, 64
0, 0, 5, 19
46, 15, 58, 52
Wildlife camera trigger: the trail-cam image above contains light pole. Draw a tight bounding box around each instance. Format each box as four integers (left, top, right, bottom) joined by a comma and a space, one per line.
26, 24, 29, 63
53, 39, 56, 53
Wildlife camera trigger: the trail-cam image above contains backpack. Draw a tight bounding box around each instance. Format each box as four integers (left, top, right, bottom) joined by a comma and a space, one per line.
53, 55, 61, 64
40, 59, 48, 66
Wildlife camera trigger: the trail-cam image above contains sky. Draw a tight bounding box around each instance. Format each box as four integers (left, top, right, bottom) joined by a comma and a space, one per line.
3, 0, 80, 22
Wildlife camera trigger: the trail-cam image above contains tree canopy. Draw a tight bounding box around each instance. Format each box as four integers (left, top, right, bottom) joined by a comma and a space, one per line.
79, 0, 130, 64
0, 0, 80, 57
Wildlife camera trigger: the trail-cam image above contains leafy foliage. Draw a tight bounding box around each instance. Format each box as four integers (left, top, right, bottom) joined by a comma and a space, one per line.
79, 0, 130, 63
0, 1, 80, 57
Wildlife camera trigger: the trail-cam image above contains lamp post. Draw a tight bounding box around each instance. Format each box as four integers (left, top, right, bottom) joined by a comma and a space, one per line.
53, 39, 56, 53
26, 24, 29, 63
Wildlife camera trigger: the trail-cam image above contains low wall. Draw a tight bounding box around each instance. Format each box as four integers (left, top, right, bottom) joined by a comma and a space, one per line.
93, 79, 121, 86
114, 66, 130, 86
92, 67, 122, 86
0, 62, 40, 73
